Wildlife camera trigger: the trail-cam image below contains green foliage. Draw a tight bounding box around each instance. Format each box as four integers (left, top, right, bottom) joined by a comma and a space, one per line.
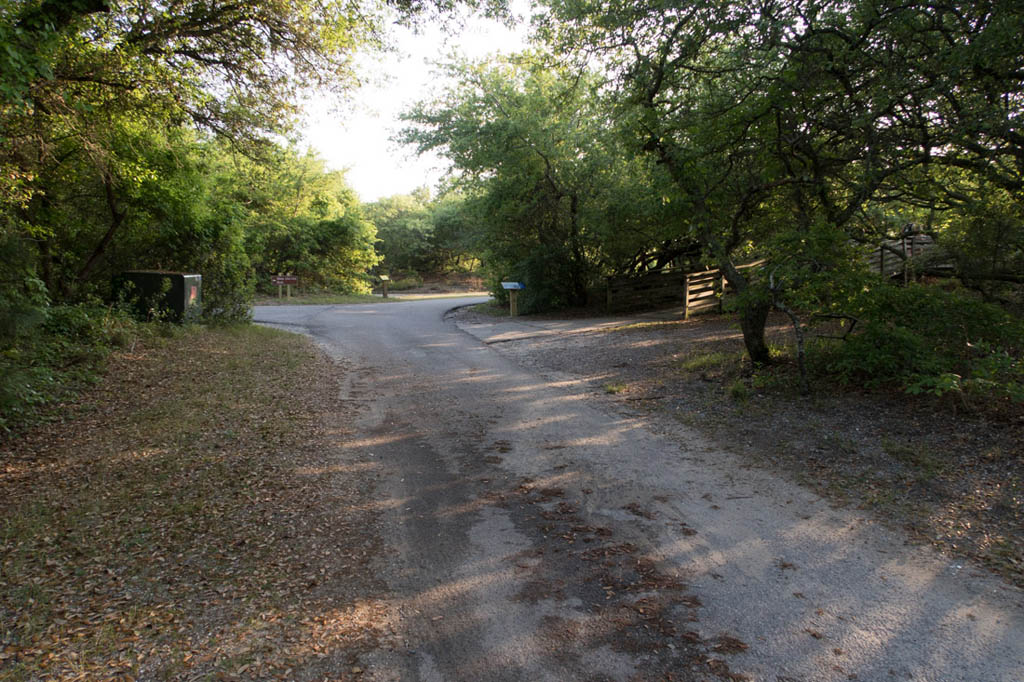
967, 345, 1024, 403
242, 149, 379, 295
827, 323, 941, 386
504, 247, 588, 314
539, 0, 1024, 364
1, 0, 389, 322
727, 380, 750, 402
401, 53, 678, 312
0, 231, 49, 347
928, 180, 1024, 310
813, 283, 1024, 405
364, 190, 434, 274
390, 274, 425, 291
0, 304, 138, 435
362, 189, 483, 281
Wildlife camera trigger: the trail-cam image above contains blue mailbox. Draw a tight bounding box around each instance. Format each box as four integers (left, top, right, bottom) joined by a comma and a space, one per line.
500, 282, 525, 316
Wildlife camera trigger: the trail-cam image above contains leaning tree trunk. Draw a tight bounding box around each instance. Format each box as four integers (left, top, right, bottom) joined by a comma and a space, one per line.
721, 261, 772, 366
738, 299, 772, 365
76, 171, 126, 286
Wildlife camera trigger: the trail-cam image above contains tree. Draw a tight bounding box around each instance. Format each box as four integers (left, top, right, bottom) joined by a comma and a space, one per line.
540, 0, 1024, 363
401, 52, 675, 310
363, 190, 436, 274
1, 0, 385, 305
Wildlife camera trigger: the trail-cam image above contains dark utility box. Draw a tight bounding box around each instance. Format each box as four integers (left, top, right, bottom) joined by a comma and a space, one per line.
114, 271, 202, 322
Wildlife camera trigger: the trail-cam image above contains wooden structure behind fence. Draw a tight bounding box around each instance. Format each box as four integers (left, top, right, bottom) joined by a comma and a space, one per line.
606, 261, 763, 316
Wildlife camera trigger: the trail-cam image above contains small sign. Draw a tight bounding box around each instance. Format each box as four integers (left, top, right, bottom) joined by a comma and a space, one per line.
379, 275, 390, 281
501, 281, 526, 290
271, 275, 298, 286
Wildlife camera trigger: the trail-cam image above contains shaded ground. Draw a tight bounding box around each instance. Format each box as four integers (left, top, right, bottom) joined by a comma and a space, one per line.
0, 326, 386, 681
452, 305, 1024, 587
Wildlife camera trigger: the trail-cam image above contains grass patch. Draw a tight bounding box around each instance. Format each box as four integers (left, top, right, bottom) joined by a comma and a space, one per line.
882, 437, 948, 479
676, 350, 743, 374
609, 320, 685, 333
0, 324, 385, 680
727, 379, 750, 402
603, 382, 628, 395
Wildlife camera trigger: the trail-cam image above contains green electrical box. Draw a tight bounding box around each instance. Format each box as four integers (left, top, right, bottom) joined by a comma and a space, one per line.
114, 271, 202, 322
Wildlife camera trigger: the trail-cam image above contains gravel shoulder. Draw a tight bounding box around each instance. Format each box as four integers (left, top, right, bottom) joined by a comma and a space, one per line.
450, 306, 1024, 588
447, 304, 1024, 680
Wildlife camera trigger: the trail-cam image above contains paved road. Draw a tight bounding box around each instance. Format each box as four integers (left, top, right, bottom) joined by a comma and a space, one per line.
254, 298, 1024, 682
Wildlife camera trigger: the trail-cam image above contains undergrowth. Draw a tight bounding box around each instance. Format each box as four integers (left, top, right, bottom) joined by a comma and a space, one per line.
0, 305, 181, 437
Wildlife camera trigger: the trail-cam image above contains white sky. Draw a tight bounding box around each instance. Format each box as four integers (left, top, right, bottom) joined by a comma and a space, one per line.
300, 6, 531, 203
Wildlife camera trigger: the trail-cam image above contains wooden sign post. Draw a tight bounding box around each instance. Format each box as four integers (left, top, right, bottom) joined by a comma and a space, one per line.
379, 274, 390, 299
271, 274, 298, 299
501, 281, 526, 316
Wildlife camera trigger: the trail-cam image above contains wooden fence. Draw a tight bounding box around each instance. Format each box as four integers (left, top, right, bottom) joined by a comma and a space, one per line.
606, 236, 941, 315
606, 261, 763, 317
862, 234, 937, 278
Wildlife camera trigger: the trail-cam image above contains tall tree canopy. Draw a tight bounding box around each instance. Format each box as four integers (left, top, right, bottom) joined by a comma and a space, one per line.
401, 53, 681, 310
538, 0, 1024, 361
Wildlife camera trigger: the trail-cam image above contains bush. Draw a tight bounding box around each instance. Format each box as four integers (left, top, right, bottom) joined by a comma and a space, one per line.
813, 282, 1024, 405
0, 304, 140, 436
827, 322, 942, 386
490, 249, 591, 315
390, 274, 424, 291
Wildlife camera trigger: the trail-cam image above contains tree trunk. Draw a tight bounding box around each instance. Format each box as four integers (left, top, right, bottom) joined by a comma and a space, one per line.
720, 261, 772, 366
76, 172, 125, 285
739, 299, 772, 366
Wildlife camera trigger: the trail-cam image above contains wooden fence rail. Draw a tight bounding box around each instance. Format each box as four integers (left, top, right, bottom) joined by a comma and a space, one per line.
862, 234, 937, 278
606, 261, 764, 317
607, 236, 941, 316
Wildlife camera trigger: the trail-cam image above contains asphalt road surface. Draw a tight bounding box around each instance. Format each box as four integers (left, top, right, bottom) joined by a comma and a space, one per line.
254, 297, 1024, 682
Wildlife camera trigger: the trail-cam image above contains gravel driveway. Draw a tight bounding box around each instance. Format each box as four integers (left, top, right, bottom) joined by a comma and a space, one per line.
255, 298, 1023, 681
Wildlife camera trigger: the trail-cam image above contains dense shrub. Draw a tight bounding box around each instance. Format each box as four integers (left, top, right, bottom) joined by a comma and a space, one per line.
0, 304, 139, 436
486, 247, 593, 315
812, 282, 1024, 406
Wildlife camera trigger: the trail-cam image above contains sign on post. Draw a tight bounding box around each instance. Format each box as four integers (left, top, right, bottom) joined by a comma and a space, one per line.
271, 274, 298, 299
501, 281, 526, 317
379, 274, 390, 298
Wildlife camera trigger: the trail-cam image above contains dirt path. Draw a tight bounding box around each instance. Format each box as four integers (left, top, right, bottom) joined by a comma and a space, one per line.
254, 299, 1023, 681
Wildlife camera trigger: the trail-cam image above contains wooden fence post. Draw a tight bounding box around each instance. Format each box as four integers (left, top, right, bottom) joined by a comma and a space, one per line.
683, 274, 691, 320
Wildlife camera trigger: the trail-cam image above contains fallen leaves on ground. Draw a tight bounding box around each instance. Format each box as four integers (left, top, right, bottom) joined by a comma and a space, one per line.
1, 325, 386, 681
